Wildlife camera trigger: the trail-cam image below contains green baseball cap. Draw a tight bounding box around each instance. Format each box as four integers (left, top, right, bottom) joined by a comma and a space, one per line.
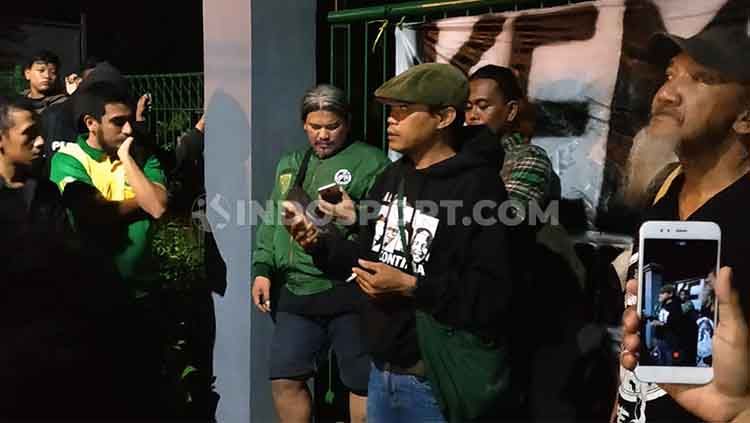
375, 63, 469, 108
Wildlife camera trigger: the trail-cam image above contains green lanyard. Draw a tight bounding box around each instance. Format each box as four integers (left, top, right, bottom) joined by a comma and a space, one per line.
396, 178, 413, 268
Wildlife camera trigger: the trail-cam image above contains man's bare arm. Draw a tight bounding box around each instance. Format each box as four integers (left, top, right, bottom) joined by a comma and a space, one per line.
118, 137, 167, 219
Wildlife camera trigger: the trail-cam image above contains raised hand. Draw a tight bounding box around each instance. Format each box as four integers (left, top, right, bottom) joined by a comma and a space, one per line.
621, 267, 750, 422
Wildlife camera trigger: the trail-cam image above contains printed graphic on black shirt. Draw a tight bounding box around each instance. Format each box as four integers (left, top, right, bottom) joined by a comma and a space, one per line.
370, 193, 439, 276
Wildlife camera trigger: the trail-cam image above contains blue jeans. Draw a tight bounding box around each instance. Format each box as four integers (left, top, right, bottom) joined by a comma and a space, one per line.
367, 363, 446, 423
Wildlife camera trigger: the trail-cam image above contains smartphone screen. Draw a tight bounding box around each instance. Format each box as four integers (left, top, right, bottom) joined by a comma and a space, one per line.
639, 238, 718, 368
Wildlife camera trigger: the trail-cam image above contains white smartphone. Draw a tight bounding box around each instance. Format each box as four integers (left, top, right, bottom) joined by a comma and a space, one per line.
635, 221, 720, 384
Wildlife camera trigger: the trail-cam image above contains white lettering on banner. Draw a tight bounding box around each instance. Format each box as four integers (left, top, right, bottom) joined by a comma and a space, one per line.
395, 0, 742, 224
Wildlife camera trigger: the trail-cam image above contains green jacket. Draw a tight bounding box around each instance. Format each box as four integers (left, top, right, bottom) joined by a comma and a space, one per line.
252, 141, 390, 295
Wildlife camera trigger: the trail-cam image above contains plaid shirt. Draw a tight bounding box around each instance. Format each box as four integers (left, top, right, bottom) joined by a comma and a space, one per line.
500, 132, 559, 207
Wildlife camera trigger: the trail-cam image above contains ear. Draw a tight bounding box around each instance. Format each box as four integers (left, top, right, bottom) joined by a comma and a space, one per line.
23, 68, 31, 82
506, 100, 520, 123
0, 132, 7, 155
83, 114, 99, 133
436, 106, 457, 130
733, 109, 750, 136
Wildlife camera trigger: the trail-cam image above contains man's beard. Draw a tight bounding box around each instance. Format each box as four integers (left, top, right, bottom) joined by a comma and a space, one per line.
621, 127, 680, 211
97, 128, 118, 156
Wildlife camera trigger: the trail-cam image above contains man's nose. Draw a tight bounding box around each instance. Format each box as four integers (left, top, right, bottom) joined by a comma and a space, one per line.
466, 107, 480, 123
33, 135, 44, 149
653, 79, 682, 110
122, 121, 133, 136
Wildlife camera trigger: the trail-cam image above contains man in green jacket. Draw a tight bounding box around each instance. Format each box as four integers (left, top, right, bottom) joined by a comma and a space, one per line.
251, 84, 389, 422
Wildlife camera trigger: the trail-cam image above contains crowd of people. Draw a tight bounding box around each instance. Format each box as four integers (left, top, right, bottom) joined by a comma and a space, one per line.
1, 49, 214, 419
252, 23, 750, 423
3, 20, 750, 423
643, 282, 701, 368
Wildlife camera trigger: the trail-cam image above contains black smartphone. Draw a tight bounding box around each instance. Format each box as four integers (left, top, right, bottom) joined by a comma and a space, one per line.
318, 183, 343, 204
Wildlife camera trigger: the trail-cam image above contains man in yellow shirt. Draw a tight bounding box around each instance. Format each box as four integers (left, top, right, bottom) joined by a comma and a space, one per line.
50, 81, 167, 293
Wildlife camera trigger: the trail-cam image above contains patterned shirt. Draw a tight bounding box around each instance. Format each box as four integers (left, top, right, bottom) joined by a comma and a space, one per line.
500, 132, 559, 207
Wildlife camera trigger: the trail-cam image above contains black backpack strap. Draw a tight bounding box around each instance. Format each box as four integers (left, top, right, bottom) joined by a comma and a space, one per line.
293, 148, 314, 188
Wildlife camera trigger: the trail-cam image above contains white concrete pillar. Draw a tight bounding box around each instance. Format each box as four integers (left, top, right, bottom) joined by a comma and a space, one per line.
203, 0, 317, 421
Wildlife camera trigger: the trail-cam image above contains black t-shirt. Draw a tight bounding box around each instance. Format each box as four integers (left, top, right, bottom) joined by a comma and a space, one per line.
641, 172, 750, 313
617, 171, 750, 422
0, 178, 69, 273
171, 128, 206, 213
0, 178, 141, 417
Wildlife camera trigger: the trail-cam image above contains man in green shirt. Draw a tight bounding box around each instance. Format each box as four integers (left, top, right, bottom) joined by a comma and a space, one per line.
251, 84, 389, 422
49, 80, 167, 292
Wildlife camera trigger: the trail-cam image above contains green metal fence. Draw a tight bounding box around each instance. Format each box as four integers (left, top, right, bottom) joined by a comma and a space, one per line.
0, 68, 203, 152
0, 71, 16, 96
0, 66, 24, 97
326, 0, 585, 151
126, 73, 204, 152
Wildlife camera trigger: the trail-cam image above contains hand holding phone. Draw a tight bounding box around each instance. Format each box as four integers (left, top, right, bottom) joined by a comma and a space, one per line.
317, 183, 356, 226
635, 220, 720, 384
281, 201, 320, 251
318, 183, 343, 204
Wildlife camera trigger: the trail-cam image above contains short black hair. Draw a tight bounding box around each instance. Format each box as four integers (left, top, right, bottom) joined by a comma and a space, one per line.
0, 96, 37, 135
74, 81, 132, 128
469, 65, 523, 103
429, 104, 465, 133
23, 50, 61, 70
81, 56, 103, 74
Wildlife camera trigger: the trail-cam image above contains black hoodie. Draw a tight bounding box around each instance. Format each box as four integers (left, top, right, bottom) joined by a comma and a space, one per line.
312, 126, 513, 367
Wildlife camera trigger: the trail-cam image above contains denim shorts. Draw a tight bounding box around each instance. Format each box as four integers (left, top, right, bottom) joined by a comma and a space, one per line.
268, 311, 370, 394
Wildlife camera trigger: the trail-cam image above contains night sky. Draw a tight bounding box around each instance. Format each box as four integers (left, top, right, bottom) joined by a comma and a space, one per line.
4, 1, 426, 76
3, 0, 203, 74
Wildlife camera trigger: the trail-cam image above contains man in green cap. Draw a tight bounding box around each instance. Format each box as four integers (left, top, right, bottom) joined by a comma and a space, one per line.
283, 63, 515, 422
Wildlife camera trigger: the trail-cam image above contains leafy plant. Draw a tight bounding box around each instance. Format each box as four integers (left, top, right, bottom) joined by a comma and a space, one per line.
152, 217, 205, 289
150, 216, 217, 420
